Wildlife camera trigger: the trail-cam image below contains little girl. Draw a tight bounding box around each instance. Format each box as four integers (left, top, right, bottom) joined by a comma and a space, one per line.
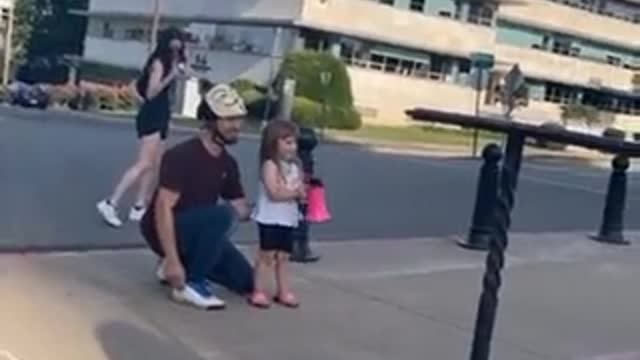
250, 120, 306, 309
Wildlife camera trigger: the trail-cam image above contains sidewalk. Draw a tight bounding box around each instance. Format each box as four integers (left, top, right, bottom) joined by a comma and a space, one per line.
2, 232, 640, 360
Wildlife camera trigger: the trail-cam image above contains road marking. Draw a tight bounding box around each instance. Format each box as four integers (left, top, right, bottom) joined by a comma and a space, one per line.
402, 156, 640, 201
578, 351, 640, 360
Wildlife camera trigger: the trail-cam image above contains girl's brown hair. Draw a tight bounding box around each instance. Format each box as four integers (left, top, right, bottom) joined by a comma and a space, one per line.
259, 120, 299, 166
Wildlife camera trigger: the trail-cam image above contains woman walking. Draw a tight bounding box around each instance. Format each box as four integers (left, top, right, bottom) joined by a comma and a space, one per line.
97, 27, 186, 227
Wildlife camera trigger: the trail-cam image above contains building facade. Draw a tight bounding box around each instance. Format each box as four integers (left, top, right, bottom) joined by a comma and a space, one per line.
81, 0, 640, 129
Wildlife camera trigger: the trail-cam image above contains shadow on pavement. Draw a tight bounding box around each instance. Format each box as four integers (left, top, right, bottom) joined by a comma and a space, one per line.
96, 321, 204, 360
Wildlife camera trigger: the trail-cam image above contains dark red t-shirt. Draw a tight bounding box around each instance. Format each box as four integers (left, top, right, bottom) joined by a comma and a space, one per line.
141, 137, 244, 255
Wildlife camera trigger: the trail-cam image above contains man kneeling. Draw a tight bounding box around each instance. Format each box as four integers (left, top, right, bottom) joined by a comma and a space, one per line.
141, 84, 254, 310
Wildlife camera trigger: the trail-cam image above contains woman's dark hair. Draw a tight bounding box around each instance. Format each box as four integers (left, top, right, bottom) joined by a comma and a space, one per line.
136, 27, 186, 97
259, 120, 299, 166
146, 27, 186, 72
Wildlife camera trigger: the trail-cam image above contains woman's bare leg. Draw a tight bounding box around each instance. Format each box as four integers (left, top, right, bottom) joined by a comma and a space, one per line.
109, 133, 162, 206
133, 139, 164, 208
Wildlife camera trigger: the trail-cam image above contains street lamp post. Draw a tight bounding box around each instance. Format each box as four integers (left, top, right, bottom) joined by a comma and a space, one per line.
469, 52, 495, 158
319, 71, 332, 139
149, 0, 160, 53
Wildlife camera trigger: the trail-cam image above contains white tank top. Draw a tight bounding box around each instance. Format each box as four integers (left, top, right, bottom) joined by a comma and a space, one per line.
251, 160, 302, 227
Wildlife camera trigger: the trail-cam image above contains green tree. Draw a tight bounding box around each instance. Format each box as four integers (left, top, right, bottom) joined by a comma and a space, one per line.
560, 103, 606, 128
278, 50, 354, 107
11, 0, 38, 69
26, 0, 88, 60
278, 51, 362, 130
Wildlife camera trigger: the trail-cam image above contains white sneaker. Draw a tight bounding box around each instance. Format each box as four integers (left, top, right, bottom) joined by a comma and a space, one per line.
97, 200, 123, 228
156, 261, 217, 291
171, 282, 226, 310
128, 206, 147, 222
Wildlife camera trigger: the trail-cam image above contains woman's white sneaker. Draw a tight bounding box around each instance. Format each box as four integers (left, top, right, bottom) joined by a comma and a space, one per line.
97, 200, 123, 228
129, 205, 147, 222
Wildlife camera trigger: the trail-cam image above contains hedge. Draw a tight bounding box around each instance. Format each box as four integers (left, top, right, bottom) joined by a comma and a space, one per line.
292, 97, 322, 128
278, 51, 354, 107
292, 96, 362, 130
279, 51, 362, 130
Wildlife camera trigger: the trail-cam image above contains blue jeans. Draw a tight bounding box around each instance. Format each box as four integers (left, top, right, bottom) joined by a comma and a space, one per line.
175, 204, 254, 295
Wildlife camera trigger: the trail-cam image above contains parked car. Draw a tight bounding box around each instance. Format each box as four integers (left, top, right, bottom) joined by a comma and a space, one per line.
6, 82, 49, 109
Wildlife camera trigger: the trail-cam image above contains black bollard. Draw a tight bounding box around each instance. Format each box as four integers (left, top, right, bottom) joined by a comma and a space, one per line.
291, 127, 321, 263
459, 144, 502, 251
469, 132, 525, 360
593, 155, 630, 245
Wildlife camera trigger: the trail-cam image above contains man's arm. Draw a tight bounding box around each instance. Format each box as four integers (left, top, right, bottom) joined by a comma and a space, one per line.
223, 158, 251, 221
155, 187, 180, 261
155, 186, 185, 288
229, 198, 251, 222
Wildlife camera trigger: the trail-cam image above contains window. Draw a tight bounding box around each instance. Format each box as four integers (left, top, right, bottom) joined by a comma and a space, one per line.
124, 28, 146, 41
409, 0, 425, 12
468, 4, 494, 26
551, 37, 572, 56
384, 57, 399, 73
606, 55, 621, 66
377, 0, 394, 5
569, 47, 581, 57
370, 53, 384, 70
102, 21, 114, 38
399, 59, 415, 75
544, 83, 578, 104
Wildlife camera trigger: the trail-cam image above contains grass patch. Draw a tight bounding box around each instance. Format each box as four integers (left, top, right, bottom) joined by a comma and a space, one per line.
327, 124, 501, 147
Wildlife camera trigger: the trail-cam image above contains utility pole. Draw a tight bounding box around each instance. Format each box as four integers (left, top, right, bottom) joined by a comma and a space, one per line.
149, 0, 160, 53
2, 0, 13, 86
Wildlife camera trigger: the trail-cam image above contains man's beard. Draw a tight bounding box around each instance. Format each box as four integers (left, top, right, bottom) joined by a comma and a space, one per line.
211, 130, 238, 145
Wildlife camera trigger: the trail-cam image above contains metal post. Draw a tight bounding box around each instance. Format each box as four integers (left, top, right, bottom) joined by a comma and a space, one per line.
262, 27, 282, 124
291, 127, 321, 263
3, 3, 14, 86
319, 72, 332, 140
459, 144, 502, 251
469, 132, 525, 360
472, 69, 482, 158
593, 155, 630, 245
149, 0, 160, 53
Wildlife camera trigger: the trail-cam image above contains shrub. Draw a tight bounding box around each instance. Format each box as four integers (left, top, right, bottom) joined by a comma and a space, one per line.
91, 87, 119, 110
46, 85, 79, 107
560, 104, 601, 127
292, 97, 362, 130
602, 127, 626, 140
278, 51, 354, 107
292, 97, 322, 128
116, 86, 138, 111
230, 78, 259, 94
278, 51, 361, 130
324, 106, 362, 130
79, 90, 98, 111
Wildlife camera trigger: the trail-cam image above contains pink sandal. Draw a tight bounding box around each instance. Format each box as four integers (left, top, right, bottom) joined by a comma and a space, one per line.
274, 292, 300, 308
248, 291, 271, 309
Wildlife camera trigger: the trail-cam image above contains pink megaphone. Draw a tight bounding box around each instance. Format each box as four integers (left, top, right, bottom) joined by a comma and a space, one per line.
306, 178, 331, 224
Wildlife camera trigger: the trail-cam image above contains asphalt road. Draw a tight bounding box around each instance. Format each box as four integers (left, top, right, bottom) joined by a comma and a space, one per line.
2, 105, 640, 252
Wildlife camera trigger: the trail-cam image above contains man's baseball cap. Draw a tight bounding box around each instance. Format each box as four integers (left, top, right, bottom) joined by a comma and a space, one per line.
203, 84, 248, 119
